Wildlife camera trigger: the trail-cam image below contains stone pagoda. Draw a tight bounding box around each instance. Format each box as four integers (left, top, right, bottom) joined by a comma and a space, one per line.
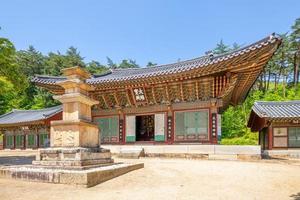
0, 67, 143, 188
33, 66, 113, 168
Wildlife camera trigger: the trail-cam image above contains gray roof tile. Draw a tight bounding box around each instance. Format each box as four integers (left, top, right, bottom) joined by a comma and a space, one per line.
31, 34, 281, 85
252, 101, 300, 120
0, 105, 62, 125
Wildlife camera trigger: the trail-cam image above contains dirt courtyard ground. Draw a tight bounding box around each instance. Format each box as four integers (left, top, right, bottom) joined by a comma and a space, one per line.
0, 152, 300, 200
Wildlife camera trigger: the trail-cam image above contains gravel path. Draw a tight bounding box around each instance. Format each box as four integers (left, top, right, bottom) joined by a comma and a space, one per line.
0, 154, 300, 200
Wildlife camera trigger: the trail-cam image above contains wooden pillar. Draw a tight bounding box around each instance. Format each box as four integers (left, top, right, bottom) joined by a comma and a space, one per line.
23, 131, 26, 150
36, 127, 40, 148
210, 103, 218, 144
13, 133, 16, 149
3, 132, 5, 149
268, 125, 273, 150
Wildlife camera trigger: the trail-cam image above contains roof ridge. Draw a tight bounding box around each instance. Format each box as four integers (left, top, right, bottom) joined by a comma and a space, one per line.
255, 100, 300, 104
212, 33, 279, 59
108, 34, 278, 70
0, 110, 15, 119
11, 105, 62, 112
33, 74, 66, 79
32, 33, 281, 86
95, 33, 279, 74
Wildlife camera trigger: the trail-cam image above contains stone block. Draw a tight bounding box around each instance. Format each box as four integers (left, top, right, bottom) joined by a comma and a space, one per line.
208, 154, 238, 160
162, 145, 189, 154
214, 145, 261, 155
187, 145, 215, 154
118, 147, 144, 159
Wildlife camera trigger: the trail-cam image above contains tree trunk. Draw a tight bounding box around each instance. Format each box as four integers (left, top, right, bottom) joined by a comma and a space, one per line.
263, 69, 267, 92
283, 73, 286, 99
267, 70, 271, 90
274, 73, 278, 90
294, 52, 299, 86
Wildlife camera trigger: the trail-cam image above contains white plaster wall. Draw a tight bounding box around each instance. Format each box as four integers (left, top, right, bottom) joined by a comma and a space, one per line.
154, 113, 165, 136
126, 116, 136, 137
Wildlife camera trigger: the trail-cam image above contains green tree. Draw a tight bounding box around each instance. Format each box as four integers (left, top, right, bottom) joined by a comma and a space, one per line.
64, 46, 85, 68
118, 59, 139, 68
106, 57, 117, 69
0, 37, 26, 90
290, 18, 300, 85
86, 61, 108, 74
17, 46, 46, 76
0, 77, 18, 114
213, 39, 231, 54
146, 62, 157, 67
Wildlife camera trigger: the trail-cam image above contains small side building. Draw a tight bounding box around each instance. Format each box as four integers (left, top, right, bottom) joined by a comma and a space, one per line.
248, 101, 300, 151
0, 106, 62, 150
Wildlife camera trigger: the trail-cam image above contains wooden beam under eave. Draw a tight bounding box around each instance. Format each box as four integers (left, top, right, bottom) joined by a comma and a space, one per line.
165, 85, 170, 103
101, 95, 110, 109
125, 89, 133, 107
180, 83, 184, 102
130, 88, 138, 107
195, 81, 199, 100
113, 92, 120, 107
142, 86, 149, 105
151, 86, 157, 104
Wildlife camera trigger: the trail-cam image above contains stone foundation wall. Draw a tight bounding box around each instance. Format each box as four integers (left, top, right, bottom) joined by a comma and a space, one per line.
263, 149, 300, 159
103, 145, 262, 161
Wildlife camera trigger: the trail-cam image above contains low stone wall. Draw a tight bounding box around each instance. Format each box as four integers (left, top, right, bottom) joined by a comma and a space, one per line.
102, 145, 261, 161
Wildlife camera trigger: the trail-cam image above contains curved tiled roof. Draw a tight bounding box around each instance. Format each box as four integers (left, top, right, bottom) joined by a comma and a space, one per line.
31, 34, 281, 85
252, 101, 300, 120
0, 105, 62, 126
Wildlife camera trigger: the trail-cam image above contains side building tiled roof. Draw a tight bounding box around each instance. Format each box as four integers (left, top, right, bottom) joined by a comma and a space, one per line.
251, 101, 300, 121
0, 105, 62, 126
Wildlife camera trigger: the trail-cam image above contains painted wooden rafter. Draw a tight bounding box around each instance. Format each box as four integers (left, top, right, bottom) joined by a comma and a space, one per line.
165, 85, 170, 103
101, 95, 110, 108
125, 89, 133, 106
151, 86, 157, 104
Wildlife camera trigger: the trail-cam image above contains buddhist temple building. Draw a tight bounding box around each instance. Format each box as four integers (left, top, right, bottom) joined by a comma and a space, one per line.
28, 34, 281, 145
0, 106, 62, 149
248, 101, 300, 150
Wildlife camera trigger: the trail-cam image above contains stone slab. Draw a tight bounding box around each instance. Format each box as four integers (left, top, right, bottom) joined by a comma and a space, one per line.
263, 150, 300, 159
187, 145, 215, 154
0, 163, 144, 188
118, 147, 144, 159
208, 154, 238, 161
214, 145, 261, 155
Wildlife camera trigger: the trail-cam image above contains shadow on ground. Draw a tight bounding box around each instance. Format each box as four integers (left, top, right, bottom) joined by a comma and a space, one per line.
290, 193, 300, 200
0, 156, 35, 166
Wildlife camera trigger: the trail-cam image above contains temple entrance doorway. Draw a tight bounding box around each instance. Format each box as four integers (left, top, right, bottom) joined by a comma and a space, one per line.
136, 115, 155, 141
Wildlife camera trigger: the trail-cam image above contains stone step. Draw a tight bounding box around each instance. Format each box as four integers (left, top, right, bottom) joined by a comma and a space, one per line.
118, 147, 144, 159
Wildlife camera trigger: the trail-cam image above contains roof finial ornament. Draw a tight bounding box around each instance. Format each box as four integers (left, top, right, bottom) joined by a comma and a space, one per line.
269, 32, 275, 40
205, 50, 214, 61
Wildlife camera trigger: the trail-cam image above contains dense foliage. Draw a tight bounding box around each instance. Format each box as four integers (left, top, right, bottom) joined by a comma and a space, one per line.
0, 18, 299, 145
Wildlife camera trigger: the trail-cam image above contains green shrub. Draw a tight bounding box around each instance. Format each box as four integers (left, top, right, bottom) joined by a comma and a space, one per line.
221, 132, 258, 145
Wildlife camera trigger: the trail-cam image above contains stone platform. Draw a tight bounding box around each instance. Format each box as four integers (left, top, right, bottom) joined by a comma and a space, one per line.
0, 162, 144, 187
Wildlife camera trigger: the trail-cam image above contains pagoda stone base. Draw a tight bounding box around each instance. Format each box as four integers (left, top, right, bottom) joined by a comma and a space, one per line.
32, 147, 114, 169
0, 162, 144, 187
0, 147, 144, 187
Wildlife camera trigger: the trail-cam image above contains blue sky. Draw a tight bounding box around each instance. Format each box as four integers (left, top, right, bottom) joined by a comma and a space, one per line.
1, 0, 299, 66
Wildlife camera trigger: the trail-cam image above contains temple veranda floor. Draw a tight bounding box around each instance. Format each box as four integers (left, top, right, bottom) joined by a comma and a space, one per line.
1, 151, 300, 200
